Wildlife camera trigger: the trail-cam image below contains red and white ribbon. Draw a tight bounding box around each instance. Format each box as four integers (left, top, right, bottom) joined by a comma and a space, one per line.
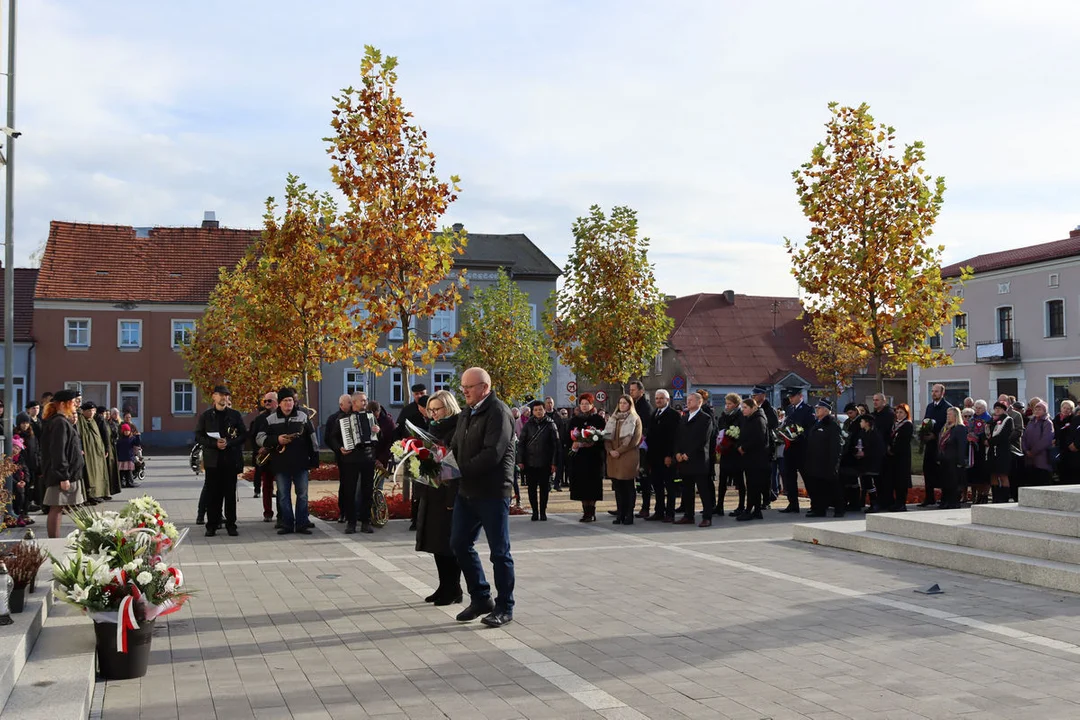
116, 595, 140, 654
167, 567, 184, 587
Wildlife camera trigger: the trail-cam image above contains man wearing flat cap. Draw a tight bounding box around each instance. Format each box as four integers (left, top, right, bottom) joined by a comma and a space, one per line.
804, 398, 844, 517
778, 387, 814, 514
195, 385, 248, 537
396, 383, 430, 439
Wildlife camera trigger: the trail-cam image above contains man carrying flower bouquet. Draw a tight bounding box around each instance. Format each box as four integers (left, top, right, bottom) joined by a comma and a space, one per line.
449, 367, 516, 628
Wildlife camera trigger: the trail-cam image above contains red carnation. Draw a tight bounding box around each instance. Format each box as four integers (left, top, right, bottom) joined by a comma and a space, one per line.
417, 448, 432, 461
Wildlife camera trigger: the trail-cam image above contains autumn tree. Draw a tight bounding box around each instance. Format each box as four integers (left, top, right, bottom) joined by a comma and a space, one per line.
797, 312, 870, 403
784, 103, 971, 389
326, 46, 466, 389
453, 269, 552, 404
184, 175, 354, 408
547, 205, 673, 389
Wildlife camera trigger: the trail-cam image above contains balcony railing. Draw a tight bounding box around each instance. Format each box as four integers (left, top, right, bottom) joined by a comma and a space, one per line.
975, 340, 1021, 364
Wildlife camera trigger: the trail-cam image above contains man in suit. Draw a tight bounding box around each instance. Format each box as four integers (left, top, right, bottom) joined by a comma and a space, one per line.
449, 367, 517, 628
919, 383, 952, 507
872, 393, 894, 446
647, 389, 680, 522
751, 386, 780, 506
778, 387, 815, 514
673, 391, 717, 527
195, 385, 248, 537
629, 381, 652, 518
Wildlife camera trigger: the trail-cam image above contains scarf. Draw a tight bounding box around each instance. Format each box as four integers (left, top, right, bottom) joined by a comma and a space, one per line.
605, 410, 637, 443
891, 418, 911, 438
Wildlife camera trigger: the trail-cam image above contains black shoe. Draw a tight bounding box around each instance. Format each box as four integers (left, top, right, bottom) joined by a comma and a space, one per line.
481, 610, 514, 628
277, 527, 294, 535
102, 496, 112, 501
674, 506, 685, 514
539, 513, 547, 521
297, 527, 312, 535
408, 522, 417, 531
751, 509, 763, 520
345, 523, 356, 534
532, 514, 539, 521
275, 520, 284, 529
833, 510, 846, 517
805, 510, 827, 518
227, 527, 239, 536
623, 518, 634, 525
646, 513, 663, 521
196, 515, 205, 525
425, 591, 439, 603
433, 592, 463, 607
254, 492, 260, 498
26, 504, 40, 513
456, 598, 496, 622
612, 518, 622, 525
305, 521, 315, 529
607, 510, 619, 516
205, 528, 216, 537
263, 516, 273, 523
736, 511, 753, 522
337, 517, 345, 524
778, 504, 799, 514
361, 522, 374, 534
728, 507, 744, 517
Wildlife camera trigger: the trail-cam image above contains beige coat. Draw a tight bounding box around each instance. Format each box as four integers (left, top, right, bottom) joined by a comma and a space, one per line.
604, 414, 643, 480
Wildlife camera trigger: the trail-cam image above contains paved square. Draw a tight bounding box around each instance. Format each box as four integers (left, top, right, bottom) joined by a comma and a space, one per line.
95, 458, 1080, 719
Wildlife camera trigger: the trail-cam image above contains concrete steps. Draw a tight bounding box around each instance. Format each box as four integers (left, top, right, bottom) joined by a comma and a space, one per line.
0, 582, 53, 715
792, 485, 1080, 594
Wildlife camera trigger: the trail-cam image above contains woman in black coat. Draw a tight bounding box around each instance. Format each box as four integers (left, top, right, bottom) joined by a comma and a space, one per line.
856, 415, 885, 512
40, 390, 86, 538
986, 401, 1015, 503
414, 390, 462, 606
936, 407, 969, 509
736, 399, 769, 521
883, 404, 913, 511
568, 394, 606, 522
517, 401, 559, 521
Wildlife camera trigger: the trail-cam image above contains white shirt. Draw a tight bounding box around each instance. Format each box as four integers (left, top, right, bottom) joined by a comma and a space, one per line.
687, 409, 700, 422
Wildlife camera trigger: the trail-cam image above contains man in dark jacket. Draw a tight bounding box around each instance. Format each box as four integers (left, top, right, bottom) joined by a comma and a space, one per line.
674, 391, 716, 527
396, 383, 429, 439
517, 400, 559, 521
325, 393, 355, 523
326, 392, 379, 534
919, 384, 952, 507
871, 393, 894, 446
544, 397, 567, 491
629, 381, 652, 518
256, 387, 319, 536
647, 389, 680, 521
779, 387, 815, 514
449, 367, 516, 628
804, 399, 844, 518
751, 386, 780, 505
195, 385, 248, 537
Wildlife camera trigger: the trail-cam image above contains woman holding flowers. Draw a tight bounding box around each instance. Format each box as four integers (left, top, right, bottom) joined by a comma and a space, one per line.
40, 389, 86, 537
604, 395, 643, 526
416, 390, 463, 606
569, 393, 606, 522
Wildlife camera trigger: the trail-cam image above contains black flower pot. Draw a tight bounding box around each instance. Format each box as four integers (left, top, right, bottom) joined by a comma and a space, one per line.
27, 576, 35, 594
9, 585, 25, 613
94, 618, 155, 680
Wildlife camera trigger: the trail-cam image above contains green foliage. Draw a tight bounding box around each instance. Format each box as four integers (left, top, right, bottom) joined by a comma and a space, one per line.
453, 269, 551, 404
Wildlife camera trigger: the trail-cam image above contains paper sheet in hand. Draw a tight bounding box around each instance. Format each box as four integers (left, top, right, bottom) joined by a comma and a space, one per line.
205, 432, 221, 439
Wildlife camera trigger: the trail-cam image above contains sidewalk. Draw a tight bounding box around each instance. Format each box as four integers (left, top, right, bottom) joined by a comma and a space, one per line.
97, 458, 1080, 719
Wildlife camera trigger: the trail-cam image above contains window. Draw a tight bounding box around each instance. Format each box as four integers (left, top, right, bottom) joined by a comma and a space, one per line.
118, 383, 142, 423
929, 381, 969, 409
66, 381, 108, 409
1049, 273, 1060, 288
927, 332, 942, 350
0, 376, 25, 411
389, 317, 416, 341
654, 351, 663, 375
344, 369, 367, 395
433, 371, 453, 393
1050, 377, 1080, 409
118, 319, 142, 349
172, 381, 195, 415
1046, 299, 1065, 338
171, 320, 195, 348
997, 306, 1014, 341
430, 309, 456, 339
528, 304, 538, 330
390, 370, 404, 405
952, 314, 967, 348
65, 318, 91, 348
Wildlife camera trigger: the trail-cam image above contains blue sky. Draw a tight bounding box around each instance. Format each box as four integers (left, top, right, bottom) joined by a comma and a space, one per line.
14, 0, 1080, 296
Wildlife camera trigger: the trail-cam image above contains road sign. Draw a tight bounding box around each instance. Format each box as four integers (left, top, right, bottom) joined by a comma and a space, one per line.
595, 390, 607, 402
672, 389, 686, 402
568, 394, 576, 404
566, 381, 577, 393
671, 376, 686, 390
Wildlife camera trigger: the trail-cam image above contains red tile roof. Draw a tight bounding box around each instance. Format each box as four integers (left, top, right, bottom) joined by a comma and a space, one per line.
0, 268, 38, 341
35, 222, 258, 303
942, 229, 1080, 278
667, 293, 816, 387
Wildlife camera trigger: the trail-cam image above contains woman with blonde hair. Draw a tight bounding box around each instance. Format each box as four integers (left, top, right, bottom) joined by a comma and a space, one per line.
416, 389, 464, 605
936, 406, 969, 509
604, 394, 643, 525
40, 389, 86, 537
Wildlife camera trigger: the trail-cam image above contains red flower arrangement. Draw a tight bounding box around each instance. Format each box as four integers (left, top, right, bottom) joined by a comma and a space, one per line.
309, 493, 412, 522
242, 463, 339, 483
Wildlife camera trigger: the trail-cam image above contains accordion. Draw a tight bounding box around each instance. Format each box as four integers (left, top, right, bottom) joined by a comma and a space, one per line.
340, 414, 375, 451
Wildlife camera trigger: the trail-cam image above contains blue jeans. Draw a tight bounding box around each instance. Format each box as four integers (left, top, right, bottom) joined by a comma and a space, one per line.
450, 495, 514, 613
275, 470, 309, 530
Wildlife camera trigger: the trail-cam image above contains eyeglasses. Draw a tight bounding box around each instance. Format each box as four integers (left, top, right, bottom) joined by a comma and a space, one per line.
459, 382, 483, 391
427, 404, 445, 414
263, 400, 274, 404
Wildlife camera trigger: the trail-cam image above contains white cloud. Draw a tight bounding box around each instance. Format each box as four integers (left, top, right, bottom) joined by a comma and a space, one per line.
8, 0, 1080, 301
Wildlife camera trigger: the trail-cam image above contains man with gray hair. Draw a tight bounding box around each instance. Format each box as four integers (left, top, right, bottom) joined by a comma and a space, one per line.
646, 389, 680, 521
325, 393, 356, 524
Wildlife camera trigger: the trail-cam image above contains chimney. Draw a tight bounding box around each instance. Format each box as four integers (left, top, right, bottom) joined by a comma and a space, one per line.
1071, 225, 1080, 238
202, 211, 219, 230
452, 223, 464, 232
723, 289, 735, 305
